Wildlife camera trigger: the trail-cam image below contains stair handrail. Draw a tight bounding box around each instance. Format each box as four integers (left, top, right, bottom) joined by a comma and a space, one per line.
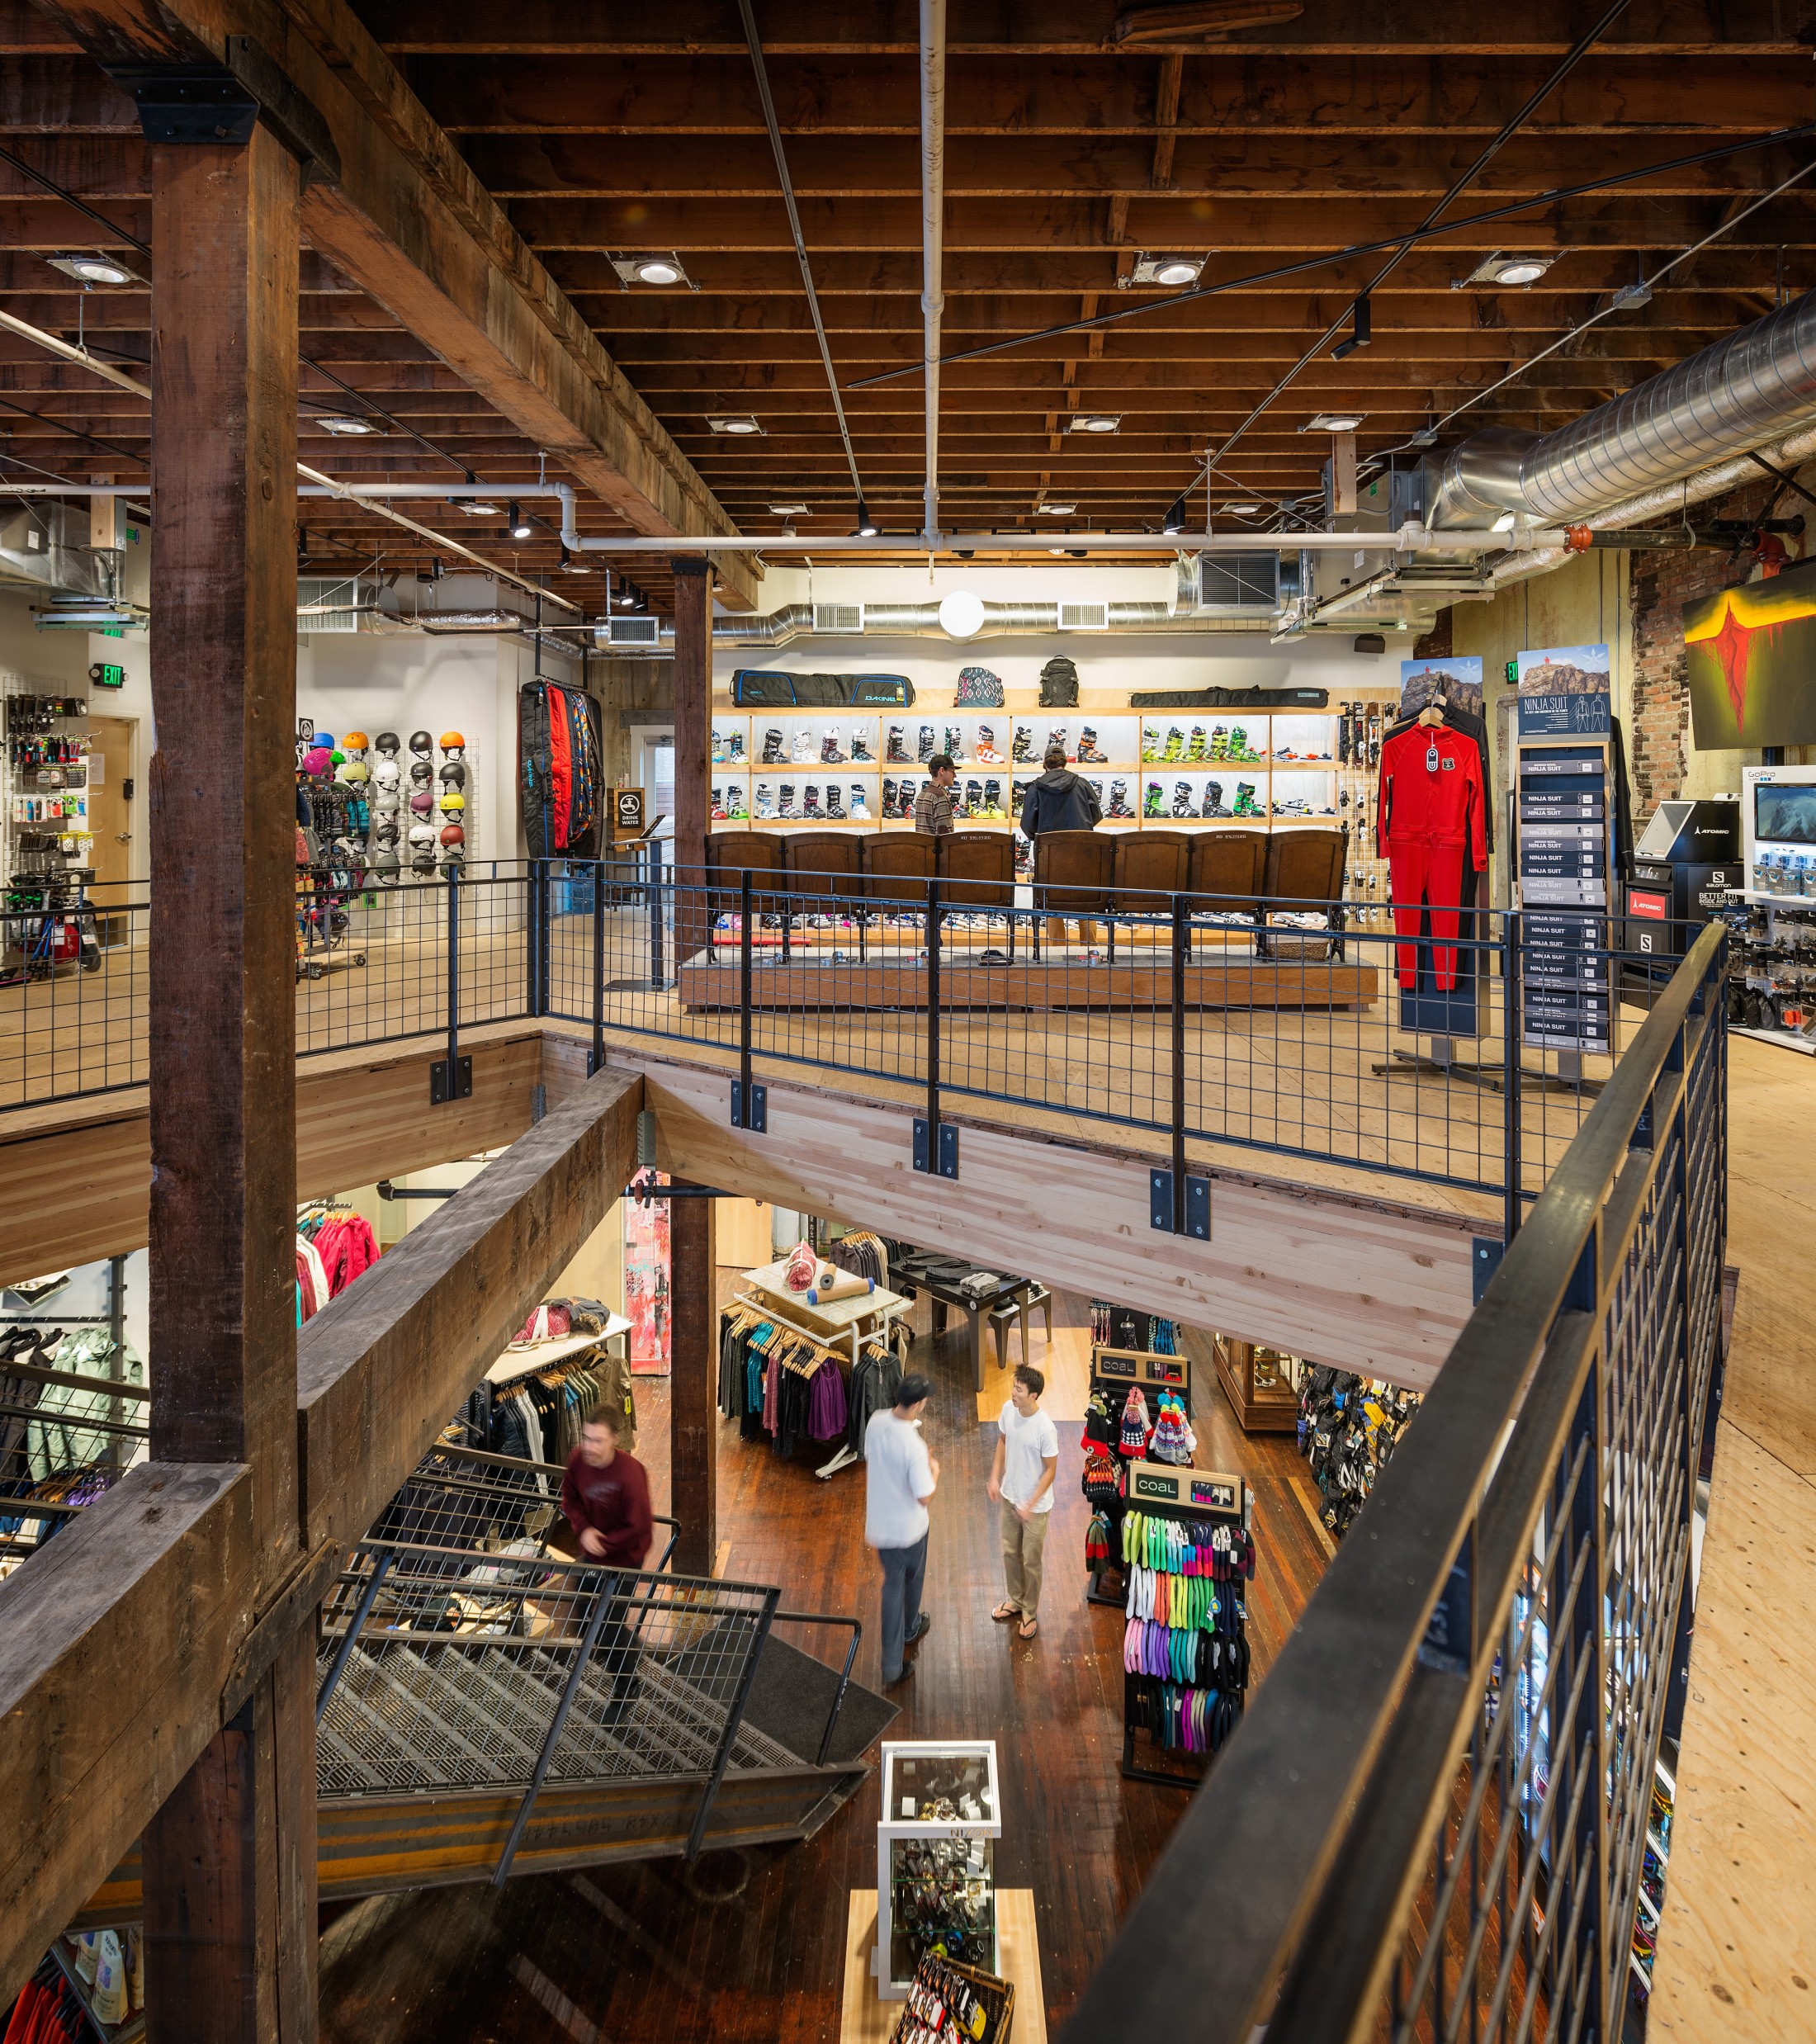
683, 1586, 782, 1864
769, 1611, 864, 1767
492, 1568, 625, 1886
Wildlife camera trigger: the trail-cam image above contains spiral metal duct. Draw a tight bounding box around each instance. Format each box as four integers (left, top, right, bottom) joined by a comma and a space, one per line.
1431, 288, 1816, 528
715, 599, 1309, 646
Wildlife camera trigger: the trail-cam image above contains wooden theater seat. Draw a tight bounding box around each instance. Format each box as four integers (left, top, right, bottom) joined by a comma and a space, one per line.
1033, 829, 1114, 950
784, 830, 865, 916
862, 831, 935, 913
1187, 830, 1267, 923
937, 830, 1015, 913
1260, 827, 1348, 958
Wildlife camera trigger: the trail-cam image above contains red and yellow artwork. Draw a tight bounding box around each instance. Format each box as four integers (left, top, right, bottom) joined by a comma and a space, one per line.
1683, 574, 1816, 749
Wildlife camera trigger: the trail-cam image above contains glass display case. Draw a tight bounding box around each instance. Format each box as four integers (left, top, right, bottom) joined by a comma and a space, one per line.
875, 1740, 1002, 1999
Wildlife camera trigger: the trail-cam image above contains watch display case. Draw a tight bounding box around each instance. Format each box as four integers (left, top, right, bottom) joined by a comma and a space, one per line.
875, 1740, 1003, 1999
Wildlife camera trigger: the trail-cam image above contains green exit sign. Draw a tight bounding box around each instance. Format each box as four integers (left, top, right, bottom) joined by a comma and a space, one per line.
90, 662, 125, 687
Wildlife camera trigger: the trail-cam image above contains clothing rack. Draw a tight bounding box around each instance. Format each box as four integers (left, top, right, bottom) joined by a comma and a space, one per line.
1082, 1346, 1195, 1609
1113, 1465, 1254, 1787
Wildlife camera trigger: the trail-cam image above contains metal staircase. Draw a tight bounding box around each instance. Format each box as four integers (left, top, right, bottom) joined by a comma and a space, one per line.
73, 1445, 883, 1925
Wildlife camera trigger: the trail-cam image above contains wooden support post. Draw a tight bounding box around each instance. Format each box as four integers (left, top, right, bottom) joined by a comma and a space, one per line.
1332, 431, 1359, 517
143, 125, 315, 2042
669, 1186, 717, 1577
671, 557, 713, 950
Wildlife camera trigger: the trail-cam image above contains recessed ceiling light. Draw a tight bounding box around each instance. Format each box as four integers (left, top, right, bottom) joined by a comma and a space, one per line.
1222, 501, 1264, 515
769, 502, 810, 516
1464, 252, 1555, 288
1038, 501, 1077, 515
1069, 414, 1121, 434
317, 414, 380, 436
1131, 253, 1205, 287
45, 251, 140, 286
457, 499, 504, 517
609, 252, 693, 289
708, 415, 764, 435
1303, 413, 1364, 433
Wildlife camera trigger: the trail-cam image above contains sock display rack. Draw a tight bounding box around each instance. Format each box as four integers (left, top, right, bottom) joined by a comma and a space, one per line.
4, 686, 92, 890
708, 696, 1403, 838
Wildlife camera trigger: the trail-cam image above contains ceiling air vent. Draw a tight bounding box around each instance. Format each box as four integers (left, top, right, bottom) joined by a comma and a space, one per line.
604, 615, 664, 646
1195, 552, 1280, 612
1058, 601, 1109, 631
812, 602, 863, 633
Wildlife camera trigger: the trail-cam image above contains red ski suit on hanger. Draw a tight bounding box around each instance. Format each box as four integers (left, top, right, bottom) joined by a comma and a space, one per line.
1376, 722, 1487, 991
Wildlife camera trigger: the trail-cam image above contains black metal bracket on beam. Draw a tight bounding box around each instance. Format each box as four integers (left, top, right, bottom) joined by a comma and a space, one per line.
106, 40, 341, 182
428, 1055, 472, 1106
622, 1184, 731, 1202
1148, 1169, 1211, 1238
1473, 1237, 1506, 1304
376, 1179, 465, 1201
731, 1080, 767, 1133
913, 1119, 959, 1180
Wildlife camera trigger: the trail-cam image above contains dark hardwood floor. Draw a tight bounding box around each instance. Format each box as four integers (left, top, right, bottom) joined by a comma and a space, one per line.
318, 1291, 1333, 2042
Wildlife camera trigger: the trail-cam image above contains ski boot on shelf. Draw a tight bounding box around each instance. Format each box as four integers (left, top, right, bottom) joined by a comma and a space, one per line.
898, 781, 918, 819
823, 784, 844, 820
728, 730, 746, 764
777, 783, 797, 819
1143, 780, 1166, 817
1045, 726, 1068, 760
821, 727, 848, 764
711, 786, 727, 821
1141, 724, 1162, 762
1208, 724, 1229, 763
944, 725, 963, 763
711, 730, 726, 764
1012, 725, 1033, 763
726, 785, 748, 821
1229, 724, 1252, 763
754, 783, 777, 820
882, 777, 898, 818
1086, 780, 1106, 816
761, 726, 786, 766
1156, 725, 1181, 762
981, 778, 1005, 818
802, 784, 822, 818
963, 778, 984, 817
887, 724, 910, 764
918, 724, 937, 764
1106, 778, 1133, 819
1171, 781, 1194, 817
1076, 726, 1108, 763
791, 730, 816, 764
1185, 725, 1208, 762
1232, 781, 1260, 817
1202, 780, 1227, 818
849, 783, 871, 820
1011, 779, 1029, 813
975, 724, 1005, 764
851, 728, 875, 763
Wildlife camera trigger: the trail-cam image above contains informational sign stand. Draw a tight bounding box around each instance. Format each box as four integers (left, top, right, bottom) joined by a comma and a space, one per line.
1516, 735, 1615, 1084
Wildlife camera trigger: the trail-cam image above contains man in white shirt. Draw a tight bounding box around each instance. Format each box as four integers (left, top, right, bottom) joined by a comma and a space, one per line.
987, 1363, 1060, 1640
864, 1372, 939, 1687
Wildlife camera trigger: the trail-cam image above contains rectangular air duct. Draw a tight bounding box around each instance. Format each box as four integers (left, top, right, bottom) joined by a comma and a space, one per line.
602, 615, 665, 646
1194, 552, 1280, 613
812, 602, 863, 633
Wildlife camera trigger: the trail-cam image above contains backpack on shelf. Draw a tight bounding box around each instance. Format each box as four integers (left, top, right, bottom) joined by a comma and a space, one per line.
955, 664, 1005, 707
1039, 655, 1080, 707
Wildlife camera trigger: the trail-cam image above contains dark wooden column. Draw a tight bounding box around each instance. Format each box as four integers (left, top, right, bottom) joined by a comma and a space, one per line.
670, 556, 713, 884
143, 124, 315, 2042
669, 1187, 718, 1577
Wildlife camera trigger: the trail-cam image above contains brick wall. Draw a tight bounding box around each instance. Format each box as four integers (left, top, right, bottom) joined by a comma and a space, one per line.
1627, 478, 1777, 810
1412, 607, 1454, 662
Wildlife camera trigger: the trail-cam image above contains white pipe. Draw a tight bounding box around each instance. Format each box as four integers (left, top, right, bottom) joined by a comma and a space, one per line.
0, 310, 149, 398
919, 0, 946, 544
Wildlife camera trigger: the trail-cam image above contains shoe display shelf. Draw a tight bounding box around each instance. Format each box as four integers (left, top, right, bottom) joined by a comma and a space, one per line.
709, 697, 1405, 837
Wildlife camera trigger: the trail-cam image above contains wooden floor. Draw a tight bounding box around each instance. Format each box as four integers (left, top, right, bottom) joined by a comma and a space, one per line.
1647, 1033, 1816, 2039
1, 909, 1610, 1218
315, 1287, 1335, 2042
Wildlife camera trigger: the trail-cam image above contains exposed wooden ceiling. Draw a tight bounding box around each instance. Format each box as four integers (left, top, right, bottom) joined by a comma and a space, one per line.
3, 0, 1815, 609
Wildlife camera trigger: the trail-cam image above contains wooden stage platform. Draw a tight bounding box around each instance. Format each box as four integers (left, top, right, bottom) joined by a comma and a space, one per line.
677, 948, 1379, 1014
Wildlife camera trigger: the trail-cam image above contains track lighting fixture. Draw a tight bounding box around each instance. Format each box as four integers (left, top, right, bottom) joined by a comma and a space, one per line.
1161, 497, 1188, 535
1331, 294, 1372, 361
508, 501, 532, 539
855, 501, 878, 537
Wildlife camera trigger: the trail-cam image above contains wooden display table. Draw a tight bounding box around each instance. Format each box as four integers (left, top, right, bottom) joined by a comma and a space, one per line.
739, 1257, 910, 1367
1212, 1332, 1301, 1432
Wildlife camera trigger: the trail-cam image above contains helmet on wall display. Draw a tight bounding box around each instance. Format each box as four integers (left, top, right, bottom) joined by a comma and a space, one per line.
375, 731, 401, 757
371, 759, 400, 788
409, 789, 434, 815
438, 760, 467, 788
437, 790, 466, 813
409, 730, 433, 756
439, 822, 466, 846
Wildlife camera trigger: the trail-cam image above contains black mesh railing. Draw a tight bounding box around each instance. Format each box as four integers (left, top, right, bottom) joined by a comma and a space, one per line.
1062, 921, 1729, 2044
7, 854, 1720, 1214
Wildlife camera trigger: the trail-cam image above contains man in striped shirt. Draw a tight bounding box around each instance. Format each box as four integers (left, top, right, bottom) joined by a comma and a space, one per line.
913, 754, 959, 835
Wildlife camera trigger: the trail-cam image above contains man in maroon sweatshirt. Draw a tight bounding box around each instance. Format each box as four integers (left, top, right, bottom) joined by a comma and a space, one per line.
555, 1404, 653, 1567
546, 1406, 652, 1720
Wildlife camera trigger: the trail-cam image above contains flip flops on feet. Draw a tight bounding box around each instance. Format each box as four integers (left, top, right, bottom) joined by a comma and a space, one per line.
991, 1601, 1019, 1622
1016, 1616, 1038, 1640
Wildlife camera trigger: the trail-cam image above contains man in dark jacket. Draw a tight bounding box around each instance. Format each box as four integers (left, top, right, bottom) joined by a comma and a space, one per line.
545, 1405, 651, 1712
1019, 745, 1103, 838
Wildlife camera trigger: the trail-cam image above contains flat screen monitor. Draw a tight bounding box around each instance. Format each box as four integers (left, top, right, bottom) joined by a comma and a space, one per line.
1754, 781, 1816, 847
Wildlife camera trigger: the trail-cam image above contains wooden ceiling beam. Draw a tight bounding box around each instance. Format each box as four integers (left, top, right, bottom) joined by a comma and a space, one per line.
459, 130, 1813, 202
358, 0, 1816, 59
0, 52, 135, 126
29, 0, 761, 607
505, 194, 1816, 252
402, 51, 1808, 139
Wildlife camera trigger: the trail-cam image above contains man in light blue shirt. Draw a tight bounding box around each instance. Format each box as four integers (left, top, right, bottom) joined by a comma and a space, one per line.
865, 1372, 939, 1687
